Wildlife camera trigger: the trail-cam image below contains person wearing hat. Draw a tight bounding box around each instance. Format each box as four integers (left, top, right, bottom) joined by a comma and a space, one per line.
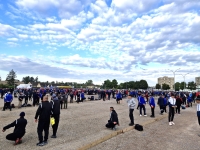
2, 112, 27, 145
149, 94, 155, 118
127, 94, 136, 126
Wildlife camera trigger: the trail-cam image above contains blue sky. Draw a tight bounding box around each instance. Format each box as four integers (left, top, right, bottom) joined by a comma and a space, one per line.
0, 0, 200, 86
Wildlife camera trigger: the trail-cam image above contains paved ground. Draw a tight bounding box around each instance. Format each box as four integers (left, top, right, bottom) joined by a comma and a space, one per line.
90, 105, 200, 150
0, 96, 199, 150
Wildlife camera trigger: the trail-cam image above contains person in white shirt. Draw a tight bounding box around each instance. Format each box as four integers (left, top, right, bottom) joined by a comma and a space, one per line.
168, 93, 176, 126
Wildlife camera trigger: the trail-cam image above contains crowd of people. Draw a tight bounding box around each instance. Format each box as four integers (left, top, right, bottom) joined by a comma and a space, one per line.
1, 87, 200, 146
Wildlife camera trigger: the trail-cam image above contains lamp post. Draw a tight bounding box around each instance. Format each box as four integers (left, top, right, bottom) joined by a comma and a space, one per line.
178, 73, 189, 90
168, 68, 181, 91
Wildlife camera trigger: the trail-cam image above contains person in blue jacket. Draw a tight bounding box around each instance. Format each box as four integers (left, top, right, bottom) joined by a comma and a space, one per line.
163, 96, 168, 113
116, 92, 122, 104
80, 91, 85, 102
3, 92, 13, 111
149, 94, 155, 118
139, 93, 147, 116
187, 93, 193, 107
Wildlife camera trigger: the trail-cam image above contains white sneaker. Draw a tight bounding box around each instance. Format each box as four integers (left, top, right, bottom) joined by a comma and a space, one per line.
169, 122, 172, 126
171, 122, 175, 125
140, 114, 142, 116
144, 115, 147, 117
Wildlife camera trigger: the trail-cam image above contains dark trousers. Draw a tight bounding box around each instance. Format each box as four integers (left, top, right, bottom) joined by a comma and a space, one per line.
25, 97, 28, 104
163, 105, 167, 113
52, 115, 60, 136
129, 109, 134, 124
37, 121, 50, 142
3, 102, 11, 111
106, 121, 115, 129
140, 105, 146, 115
176, 105, 181, 114
6, 132, 25, 141
151, 107, 155, 117
108, 94, 111, 100
168, 107, 175, 122
60, 101, 63, 109
33, 98, 37, 106
63, 100, 68, 109
160, 105, 164, 114
198, 116, 200, 125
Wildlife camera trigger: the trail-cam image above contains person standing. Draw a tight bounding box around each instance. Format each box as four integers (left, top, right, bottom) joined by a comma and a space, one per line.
35, 95, 52, 146
2, 112, 27, 145
196, 98, 200, 136
2, 92, 13, 111
175, 95, 182, 114
18, 93, 24, 108
24, 89, 29, 105
157, 95, 165, 115
149, 94, 155, 118
127, 95, 136, 126
63, 92, 68, 109
168, 93, 176, 126
105, 107, 119, 130
139, 93, 147, 116
50, 94, 61, 138
80, 91, 85, 102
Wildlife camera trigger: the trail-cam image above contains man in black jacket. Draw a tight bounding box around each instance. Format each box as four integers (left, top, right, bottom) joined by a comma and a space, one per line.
35, 95, 52, 146
157, 95, 165, 115
2, 112, 27, 145
50, 94, 60, 138
106, 107, 119, 130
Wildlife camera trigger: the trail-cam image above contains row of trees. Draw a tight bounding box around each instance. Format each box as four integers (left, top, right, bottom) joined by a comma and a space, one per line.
156, 81, 197, 91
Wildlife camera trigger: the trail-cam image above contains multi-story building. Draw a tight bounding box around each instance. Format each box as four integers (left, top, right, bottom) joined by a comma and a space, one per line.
195, 77, 200, 86
158, 76, 174, 90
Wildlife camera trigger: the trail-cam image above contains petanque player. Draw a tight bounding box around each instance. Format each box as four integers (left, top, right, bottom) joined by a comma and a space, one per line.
2, 112, 27, 145
105, 107, 119, 130
50, 94, 61, 138
35, 95, 52, 146
168, 93, 176, 126
149, 94, 155, 118
196, 98, 200, 136
127, 95, 136, 126
139, 93, 147, 116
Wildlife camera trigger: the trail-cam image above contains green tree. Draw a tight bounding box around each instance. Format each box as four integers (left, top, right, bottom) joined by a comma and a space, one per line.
175, 82, 180, 91
188, 81, 196, 90
155, 84, 161, 89
180, 82, 186, 90
85, 80, 93, 86
22, 76, 30, 84
103, 79, 112, 89
162, 83, 170, 90
6, 69, 17, 87
112, 79, 118, 88
139, 80, 148, 89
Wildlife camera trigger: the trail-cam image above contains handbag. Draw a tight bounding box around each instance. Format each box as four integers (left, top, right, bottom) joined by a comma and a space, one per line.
50, 117, 55, 125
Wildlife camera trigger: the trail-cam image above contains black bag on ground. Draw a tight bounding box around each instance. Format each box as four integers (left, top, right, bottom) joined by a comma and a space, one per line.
90, 96, 94, 101
182, 105, 186, 109
135, 124, 143, 131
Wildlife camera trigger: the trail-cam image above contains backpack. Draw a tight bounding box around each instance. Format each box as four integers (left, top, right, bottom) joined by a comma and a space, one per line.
135, 124, 143, 131
91, 96, 94, 100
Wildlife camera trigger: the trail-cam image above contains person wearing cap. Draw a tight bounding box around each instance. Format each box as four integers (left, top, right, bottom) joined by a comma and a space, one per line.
2, 112, 27, 145
2, 91, 13, 111
127, 94, 136, 126
50, 94, 60, 138
168, 93, 177, 126
35, 95, 52, 146
149, 94, 155, 118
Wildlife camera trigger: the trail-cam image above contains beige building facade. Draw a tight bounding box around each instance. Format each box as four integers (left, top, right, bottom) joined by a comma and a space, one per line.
195, 77, 200, 86
158, 76, 174, 90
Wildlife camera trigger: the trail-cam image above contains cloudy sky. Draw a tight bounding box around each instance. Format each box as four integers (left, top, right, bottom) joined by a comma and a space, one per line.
0, 0, 200, 86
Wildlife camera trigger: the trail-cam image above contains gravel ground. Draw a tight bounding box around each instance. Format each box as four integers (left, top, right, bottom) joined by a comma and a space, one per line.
90, 105, 200, 150
1, 96, 194, 150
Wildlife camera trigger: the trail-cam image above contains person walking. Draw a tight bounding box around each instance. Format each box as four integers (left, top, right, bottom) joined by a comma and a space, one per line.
157, 95, 165, 115
2, 112, 27, 145
18, 92, 24, 108
63, 92, 68, 109
168, 93, 176, 126
127, 95, 136, 126
50, 94, 61, 138
149, 94, 155, 118
35, 95, 52, 146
